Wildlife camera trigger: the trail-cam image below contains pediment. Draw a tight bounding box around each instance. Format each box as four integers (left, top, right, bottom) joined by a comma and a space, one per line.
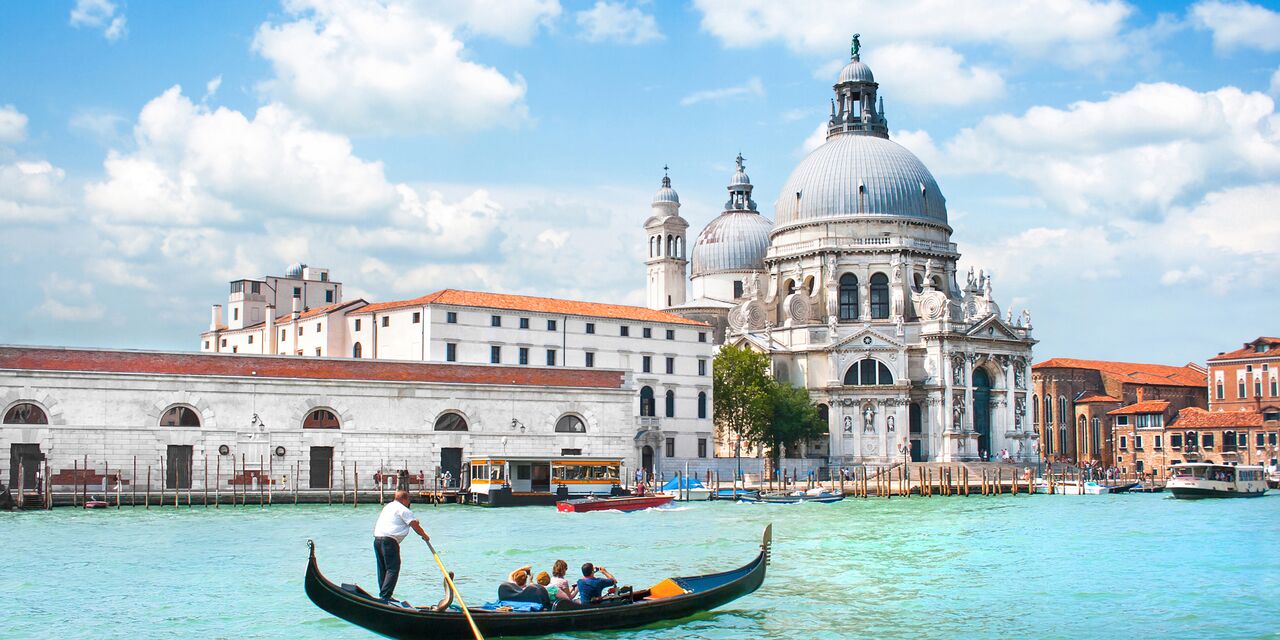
827, 326, 905, 352
965, 315, 1021, 340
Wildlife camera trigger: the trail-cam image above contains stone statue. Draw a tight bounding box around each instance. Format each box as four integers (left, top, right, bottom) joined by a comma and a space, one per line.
1014, 365, 1026, 390
828, 312, 839, 335
862, 403, 875, 433
843, 415, 853, 433
886, 415, 895, 432
951, 355, 965, 385
851, 33, 861, 58
952, 396, 965, 431
1014, 397, 1026, 430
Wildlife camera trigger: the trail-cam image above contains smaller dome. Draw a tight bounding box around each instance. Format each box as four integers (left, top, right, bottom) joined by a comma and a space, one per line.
286, 263, 305, 278
652, 174, 679, 206
729, 169, 750, 186
691, 211, 773, 277
838, 59, 874, 84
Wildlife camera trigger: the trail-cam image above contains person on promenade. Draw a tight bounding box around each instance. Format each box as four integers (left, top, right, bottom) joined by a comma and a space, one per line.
373, 489, 430, 602
549, 559, 578, 604
577, 563, 616, 604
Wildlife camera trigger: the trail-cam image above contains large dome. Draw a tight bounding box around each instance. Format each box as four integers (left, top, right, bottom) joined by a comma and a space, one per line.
773, 134, 948, 229
691, 211, 773, 277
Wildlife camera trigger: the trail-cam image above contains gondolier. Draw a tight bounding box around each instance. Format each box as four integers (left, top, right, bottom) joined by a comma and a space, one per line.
373, 489, 431, 601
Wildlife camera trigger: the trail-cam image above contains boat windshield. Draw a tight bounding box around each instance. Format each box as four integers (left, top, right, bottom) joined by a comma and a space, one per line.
553, 464, 620, 482
1171, 466, 1206, 479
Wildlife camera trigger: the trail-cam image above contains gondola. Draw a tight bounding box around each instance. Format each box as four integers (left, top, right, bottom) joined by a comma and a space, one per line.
739, 489, 844, 504
304, 525, 771, 639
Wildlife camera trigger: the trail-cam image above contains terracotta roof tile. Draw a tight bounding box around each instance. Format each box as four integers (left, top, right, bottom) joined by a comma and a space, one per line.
0, 346, 626, 389
1208, 337, 1280, 362
1076, 392, 1121, 403
1107, 400, 1170, 415
1172, 407, 1266, 428
1033, 358, 1206, 388
350, 289, 707, 326
202, 300, 366, 336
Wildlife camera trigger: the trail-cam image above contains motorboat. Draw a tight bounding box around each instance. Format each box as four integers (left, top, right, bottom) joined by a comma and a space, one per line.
555, 494, 674, 513
84, 495, 110, 508
1167, 463, 1268, 499
304, 526, 771, 639
1032, 479, 1112, 495
655, 475, 711, 501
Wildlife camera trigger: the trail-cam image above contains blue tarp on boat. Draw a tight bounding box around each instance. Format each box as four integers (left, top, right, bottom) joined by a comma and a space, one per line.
660, 476, 706, 491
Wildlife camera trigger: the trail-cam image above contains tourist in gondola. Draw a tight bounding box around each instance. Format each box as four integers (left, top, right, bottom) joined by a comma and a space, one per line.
577, 563, 616, 604
498, 566, 552, 609
373, 489, 430, 602
549, 560, 578, 604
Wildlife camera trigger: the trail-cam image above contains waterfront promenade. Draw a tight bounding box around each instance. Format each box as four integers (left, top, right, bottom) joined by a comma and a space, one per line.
2, 494, 1276, 639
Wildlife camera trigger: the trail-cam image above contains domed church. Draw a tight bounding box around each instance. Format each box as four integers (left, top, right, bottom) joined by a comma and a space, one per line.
644, 36, 1038, 464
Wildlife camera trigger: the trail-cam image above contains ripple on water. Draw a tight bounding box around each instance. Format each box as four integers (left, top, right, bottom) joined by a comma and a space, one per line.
1, 495, 1278, 639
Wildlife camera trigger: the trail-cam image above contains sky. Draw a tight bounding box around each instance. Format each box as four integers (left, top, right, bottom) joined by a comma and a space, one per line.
1, 0, 1278, 366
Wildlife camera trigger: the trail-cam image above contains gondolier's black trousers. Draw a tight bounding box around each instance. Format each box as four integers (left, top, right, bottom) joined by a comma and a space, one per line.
374, 536, 401, 600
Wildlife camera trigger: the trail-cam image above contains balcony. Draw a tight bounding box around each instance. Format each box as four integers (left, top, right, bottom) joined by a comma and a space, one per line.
636, 416, 661, 429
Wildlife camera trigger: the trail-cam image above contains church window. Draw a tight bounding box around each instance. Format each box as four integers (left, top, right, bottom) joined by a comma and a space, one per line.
844, 358, 893, 386
1058, 396, 1068, 425
1032, 395, 1039, 425
1044, 396, 1053, 426
870, 273, 890, 319
733, 280, 744, 299
3, 403, 48, 425
912, 273, 924, 293
838, 274, 858, 320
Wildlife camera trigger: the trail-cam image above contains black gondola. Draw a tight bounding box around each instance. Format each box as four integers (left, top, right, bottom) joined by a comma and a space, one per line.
305, 525, 772, 639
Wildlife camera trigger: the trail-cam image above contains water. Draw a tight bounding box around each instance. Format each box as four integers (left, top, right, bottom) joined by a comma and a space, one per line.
2, 494, 1278, 639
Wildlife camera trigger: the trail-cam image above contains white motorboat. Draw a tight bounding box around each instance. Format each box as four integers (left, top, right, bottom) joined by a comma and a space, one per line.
1167, 463, 1268, 499
1032, 479, 1112, 495
655, 475, 711, 501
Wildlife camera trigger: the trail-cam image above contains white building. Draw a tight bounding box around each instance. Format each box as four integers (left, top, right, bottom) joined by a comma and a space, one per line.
203, 282, 716, 474
652, 38, 1038, 464
1, 345, 634, 494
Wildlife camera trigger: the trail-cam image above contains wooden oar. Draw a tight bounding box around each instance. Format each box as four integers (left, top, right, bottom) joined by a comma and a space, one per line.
426, 540, 484, 640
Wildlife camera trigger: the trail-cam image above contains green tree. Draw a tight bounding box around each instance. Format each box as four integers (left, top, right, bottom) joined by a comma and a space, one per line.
712, 344, 772, 454
765, 382, 827, 462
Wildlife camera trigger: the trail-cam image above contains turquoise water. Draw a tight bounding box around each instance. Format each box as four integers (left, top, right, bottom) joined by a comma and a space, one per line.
2, 494, 1278, 639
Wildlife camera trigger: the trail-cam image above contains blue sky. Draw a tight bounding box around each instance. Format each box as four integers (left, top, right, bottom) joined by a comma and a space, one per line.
1, 0, 1278, 365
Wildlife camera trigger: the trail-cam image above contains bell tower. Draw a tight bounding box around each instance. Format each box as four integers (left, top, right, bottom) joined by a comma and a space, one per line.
645, 167, 688, 310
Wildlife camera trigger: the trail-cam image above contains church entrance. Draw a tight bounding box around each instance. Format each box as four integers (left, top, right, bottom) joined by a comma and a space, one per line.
973, 369, 992, 458
641, 445, 654, 481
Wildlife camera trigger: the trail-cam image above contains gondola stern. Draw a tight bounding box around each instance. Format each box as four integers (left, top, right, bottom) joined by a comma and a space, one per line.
762, 524, 772, 566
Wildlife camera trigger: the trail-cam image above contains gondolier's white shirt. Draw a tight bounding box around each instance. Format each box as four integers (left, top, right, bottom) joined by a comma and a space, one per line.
373, 501, 417, 542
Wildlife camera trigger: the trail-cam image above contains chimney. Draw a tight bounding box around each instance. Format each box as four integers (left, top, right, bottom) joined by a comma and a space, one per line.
264, 305, 276, 355
292, 296, 302, 320
210, 304, 222, 331
1136, 388, 1145, 402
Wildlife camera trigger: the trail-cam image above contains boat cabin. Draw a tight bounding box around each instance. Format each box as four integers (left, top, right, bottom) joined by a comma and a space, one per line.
1167, 463, 1268, 499
465, 456, 626, 506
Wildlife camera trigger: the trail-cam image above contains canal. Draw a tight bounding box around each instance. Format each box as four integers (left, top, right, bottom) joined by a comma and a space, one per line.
2, 493, 1277, 639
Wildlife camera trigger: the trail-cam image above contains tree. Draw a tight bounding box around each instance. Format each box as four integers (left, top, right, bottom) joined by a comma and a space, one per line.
766, 382, 826, 462
712, 344, 772, 455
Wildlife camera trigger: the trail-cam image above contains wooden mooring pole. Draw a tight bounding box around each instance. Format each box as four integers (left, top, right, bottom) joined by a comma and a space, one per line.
215, 455, 221, 508
353, 462, 359, 509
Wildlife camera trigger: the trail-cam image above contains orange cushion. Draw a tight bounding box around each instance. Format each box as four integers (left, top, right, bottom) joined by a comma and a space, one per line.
647, 578, 689, 599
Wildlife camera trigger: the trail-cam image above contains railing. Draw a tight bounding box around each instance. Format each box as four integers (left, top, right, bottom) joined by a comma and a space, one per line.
636, 416, 661, 429
766, 236, 958, 259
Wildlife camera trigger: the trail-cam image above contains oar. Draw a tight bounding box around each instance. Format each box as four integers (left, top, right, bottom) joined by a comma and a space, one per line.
426, 540, 484, 640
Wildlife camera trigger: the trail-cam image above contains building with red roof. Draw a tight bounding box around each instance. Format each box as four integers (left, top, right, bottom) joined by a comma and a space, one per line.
1206, 337, 1280, 416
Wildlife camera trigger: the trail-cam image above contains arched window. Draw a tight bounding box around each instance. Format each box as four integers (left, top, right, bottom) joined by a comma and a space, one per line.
1078, 415, 1087, 452
1045, 426, 1054, 453
818, 404, 830, 431
303, 408, 340, 429
649, 236, 655, 257
3, 402, 48, 425
838, 274, 858, 320
783, 279, 796, 295
160, 405, 200, 427
870, 273, 890, 319
912, 273, 924, 293
803, 276, 815, 295
352, 342, 362, 358
1091, 418, 1101, 455
665, 390, 676, 418
434, 412, 468, 431
1058, 396, 1068, 425
555, 415, 586, 433
667, 235, 674, 256
844, 358, 893, 386
640, 386, 655, 417
1043, 396, 1053, 426
697, 392, 707, 419
1032, 394, 1039, 425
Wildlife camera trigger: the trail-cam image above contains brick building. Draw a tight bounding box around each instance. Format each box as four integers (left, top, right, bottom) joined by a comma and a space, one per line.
1031, 359, 1206, 465
1114, 407, 1279, 477
1207, 337, 1280, 417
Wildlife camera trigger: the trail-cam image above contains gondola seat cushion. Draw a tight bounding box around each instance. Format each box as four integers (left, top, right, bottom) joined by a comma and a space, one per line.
647, 578, 691, 599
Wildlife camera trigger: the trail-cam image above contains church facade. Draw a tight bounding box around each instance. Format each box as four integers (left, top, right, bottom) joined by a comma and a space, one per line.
647, 38, 1038, 464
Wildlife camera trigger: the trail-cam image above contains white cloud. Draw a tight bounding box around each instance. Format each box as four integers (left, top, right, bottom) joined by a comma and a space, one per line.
693, 0, 1133, 65
1270, 67, 1280, 97
1190, 0, 1280, 52
934, 82, 1280, 216
0, 105, 27, 144
680, 77, 765, 107
800, 122, 827, 154
69, 110, 128, 145
0, 161, 72, 224
85, 86, 398, 226
39, 275, 105, 321
576, 1, 662, 44
253, 0, 556, 135
69, 0, 126, 42
865, 43, 1004, 106
536, 228, 569, 249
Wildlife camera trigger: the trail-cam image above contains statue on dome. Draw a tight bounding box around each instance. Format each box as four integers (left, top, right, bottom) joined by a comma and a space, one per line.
851, 33, 861, 59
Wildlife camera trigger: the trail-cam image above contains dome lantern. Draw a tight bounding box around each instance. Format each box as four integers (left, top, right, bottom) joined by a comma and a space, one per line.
828, 33, 889, 140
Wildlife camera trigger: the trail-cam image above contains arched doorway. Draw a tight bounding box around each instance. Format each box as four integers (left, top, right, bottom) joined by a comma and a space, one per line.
909, 402, 923, 461
972, 368, 992, 458
641, 445, 654, 482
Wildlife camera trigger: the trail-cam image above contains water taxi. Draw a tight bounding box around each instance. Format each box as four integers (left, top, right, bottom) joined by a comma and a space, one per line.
1167, 463, 1268, 499
464, 457, 627, 507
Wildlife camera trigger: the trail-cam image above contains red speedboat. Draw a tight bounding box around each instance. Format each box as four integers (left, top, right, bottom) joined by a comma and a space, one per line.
556, 494, 673, 513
